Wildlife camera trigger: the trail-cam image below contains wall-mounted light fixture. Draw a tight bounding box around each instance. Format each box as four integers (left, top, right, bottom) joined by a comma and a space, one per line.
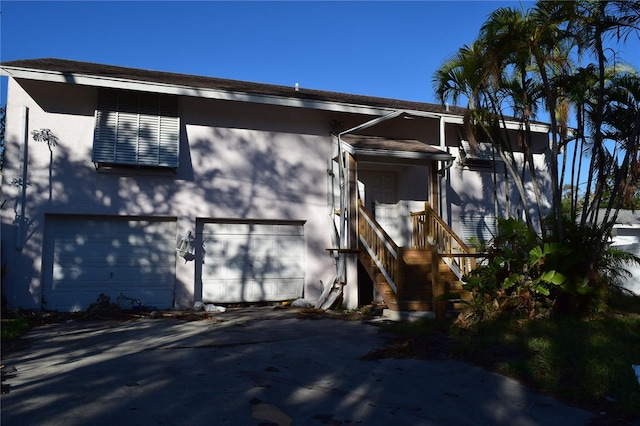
176, 230, 195, 260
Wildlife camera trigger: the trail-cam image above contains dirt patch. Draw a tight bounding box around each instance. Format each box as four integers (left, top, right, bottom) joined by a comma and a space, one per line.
360, 332, 456, 361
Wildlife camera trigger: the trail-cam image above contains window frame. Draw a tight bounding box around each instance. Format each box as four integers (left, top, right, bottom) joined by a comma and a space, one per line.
460, 140, 503, 168
92, 89, 180, 171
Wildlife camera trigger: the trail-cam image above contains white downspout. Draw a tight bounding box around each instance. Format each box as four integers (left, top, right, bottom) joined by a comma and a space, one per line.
438, 116, 450, 223
16, 106, 29, 250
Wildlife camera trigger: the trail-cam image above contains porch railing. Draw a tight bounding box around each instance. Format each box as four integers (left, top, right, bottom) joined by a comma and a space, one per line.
358, 201, 403, 295
411, 202, 477, 279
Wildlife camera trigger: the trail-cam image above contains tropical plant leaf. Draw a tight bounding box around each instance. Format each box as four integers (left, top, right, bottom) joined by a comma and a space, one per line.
530, 283, 551, 296
529, 242, 568, 267
539, 270, 568, 286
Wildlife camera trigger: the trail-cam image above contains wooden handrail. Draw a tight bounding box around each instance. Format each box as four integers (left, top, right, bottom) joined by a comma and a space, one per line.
358, 201, 403, 296
411, 202, 479, 278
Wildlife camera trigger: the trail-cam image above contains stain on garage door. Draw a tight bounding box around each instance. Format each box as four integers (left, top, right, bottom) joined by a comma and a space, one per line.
198, 221, 305, 303
42, 216, 177, 311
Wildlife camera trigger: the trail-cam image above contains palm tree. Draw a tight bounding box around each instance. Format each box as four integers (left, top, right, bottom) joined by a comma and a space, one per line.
479, 5, 560, 237
549, 0, 640, 274
432, 41, 536, 227
433, 0, 640, 316
599, 72, 640, 215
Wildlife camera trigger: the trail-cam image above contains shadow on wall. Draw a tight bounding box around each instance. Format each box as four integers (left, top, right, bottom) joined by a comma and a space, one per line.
40, 216, 177, 311
187, 127, 328, 304
448, 164, 500, 245
2, 118, 330, 309
449, 160, 551, 245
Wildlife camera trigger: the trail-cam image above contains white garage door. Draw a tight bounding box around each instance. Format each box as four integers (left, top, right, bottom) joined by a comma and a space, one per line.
42, 216, 177, 312
200, 221, 304, 303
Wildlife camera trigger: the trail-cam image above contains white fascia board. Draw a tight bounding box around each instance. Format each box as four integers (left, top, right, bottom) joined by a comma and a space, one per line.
439, 111, 549, 133
353, 149, 453, 161
2, 66, 409, 117
501, 121, 550, 133
2, 66, 551, 133
339, 141, 356, 156
340, 141, 453, 162
440, 115, 465, 125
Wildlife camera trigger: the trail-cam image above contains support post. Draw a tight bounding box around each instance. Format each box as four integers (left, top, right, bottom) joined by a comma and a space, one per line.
396, 246, 404, 302
430, 164, 439, 215
347, 153, 357, 249
16, 106, 30, 250
431, 243, 445, 321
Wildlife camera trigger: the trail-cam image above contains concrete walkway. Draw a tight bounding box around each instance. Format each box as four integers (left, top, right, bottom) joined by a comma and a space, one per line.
1, 307, 594, 426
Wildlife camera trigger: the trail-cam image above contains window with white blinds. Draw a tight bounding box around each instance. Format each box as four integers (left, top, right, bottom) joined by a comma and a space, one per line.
92, 89, 179, 168
461, 213, 496, 246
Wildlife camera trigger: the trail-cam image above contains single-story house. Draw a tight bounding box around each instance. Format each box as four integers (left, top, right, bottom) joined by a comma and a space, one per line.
0, 58, 552, 313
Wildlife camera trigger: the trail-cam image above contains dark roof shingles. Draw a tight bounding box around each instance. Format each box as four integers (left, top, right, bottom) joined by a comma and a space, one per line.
1, 58, 466, 116
341, 134, 447, 155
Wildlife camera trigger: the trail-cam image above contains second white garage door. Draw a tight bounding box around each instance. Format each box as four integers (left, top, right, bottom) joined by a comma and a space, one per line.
199, 221, 305, 303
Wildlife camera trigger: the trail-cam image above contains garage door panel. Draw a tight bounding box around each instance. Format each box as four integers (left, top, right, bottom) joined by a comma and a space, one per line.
201, 279, 302, 303
49, 287, 175, 312
44, 217, 176, 312
250, 238, 277, 256
204, 258, 296, 280
204, 223, 303, 236
53, 249, 175, 268
53, 265, 172, 285
279, 259, 304, 277
200, 221, 304, 303
275, 279, 302, 295
51, 279, 172, 294
277, 246, 302, 259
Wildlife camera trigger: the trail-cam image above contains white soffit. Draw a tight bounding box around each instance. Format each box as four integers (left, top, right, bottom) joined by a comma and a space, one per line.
2, 66, 400, 116
1, 65, 549, 132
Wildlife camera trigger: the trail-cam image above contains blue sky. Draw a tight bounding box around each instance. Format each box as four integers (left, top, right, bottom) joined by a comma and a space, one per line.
1, 0, 543, 106
1, 1, 638, 108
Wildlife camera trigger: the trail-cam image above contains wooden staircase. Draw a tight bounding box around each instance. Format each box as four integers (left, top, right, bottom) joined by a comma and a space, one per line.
357, 201, 474, 317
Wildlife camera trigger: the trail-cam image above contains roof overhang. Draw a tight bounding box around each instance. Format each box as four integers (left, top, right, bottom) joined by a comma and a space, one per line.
0, 64, 383, 116
340, 134, 453, 165
1, 64, 447, 119
0, 59, 549, 132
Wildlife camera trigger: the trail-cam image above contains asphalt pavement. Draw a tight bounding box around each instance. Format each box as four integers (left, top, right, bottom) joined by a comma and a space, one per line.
1, 307, 595, 426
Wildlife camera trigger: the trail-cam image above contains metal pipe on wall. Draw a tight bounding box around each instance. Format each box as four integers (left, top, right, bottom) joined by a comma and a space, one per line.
16, 106, 29, 250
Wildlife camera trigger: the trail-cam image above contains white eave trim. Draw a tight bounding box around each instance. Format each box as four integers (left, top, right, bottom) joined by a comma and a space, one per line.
340, 141, 453, 162
354, 148, 453, 161
0, 65, 550, 133
1, 66, 402, 116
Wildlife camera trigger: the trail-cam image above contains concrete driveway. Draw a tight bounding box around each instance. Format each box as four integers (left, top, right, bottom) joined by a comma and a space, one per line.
1, 307, 594, 426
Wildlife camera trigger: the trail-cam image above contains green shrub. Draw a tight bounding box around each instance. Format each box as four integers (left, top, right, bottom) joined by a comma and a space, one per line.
460, 216, 640, 324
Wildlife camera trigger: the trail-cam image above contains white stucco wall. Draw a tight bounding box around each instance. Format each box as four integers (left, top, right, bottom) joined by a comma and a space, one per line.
1, 78, 337, 309
0, 75, 553, 311
446, 143, 552, 244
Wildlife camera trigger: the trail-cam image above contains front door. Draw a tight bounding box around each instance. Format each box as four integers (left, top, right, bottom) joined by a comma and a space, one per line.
358, 170, 425, 247
358, 170, 398, 213
358, 170, 401, 242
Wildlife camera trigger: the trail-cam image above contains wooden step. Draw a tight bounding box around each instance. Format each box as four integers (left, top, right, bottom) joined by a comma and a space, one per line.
446, 281, 472, 301
375, 284, 394, 297
402, 249, 432, 265
397, 300, 433, 311
402, 290, 431, 300
359, 248, 467, 314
